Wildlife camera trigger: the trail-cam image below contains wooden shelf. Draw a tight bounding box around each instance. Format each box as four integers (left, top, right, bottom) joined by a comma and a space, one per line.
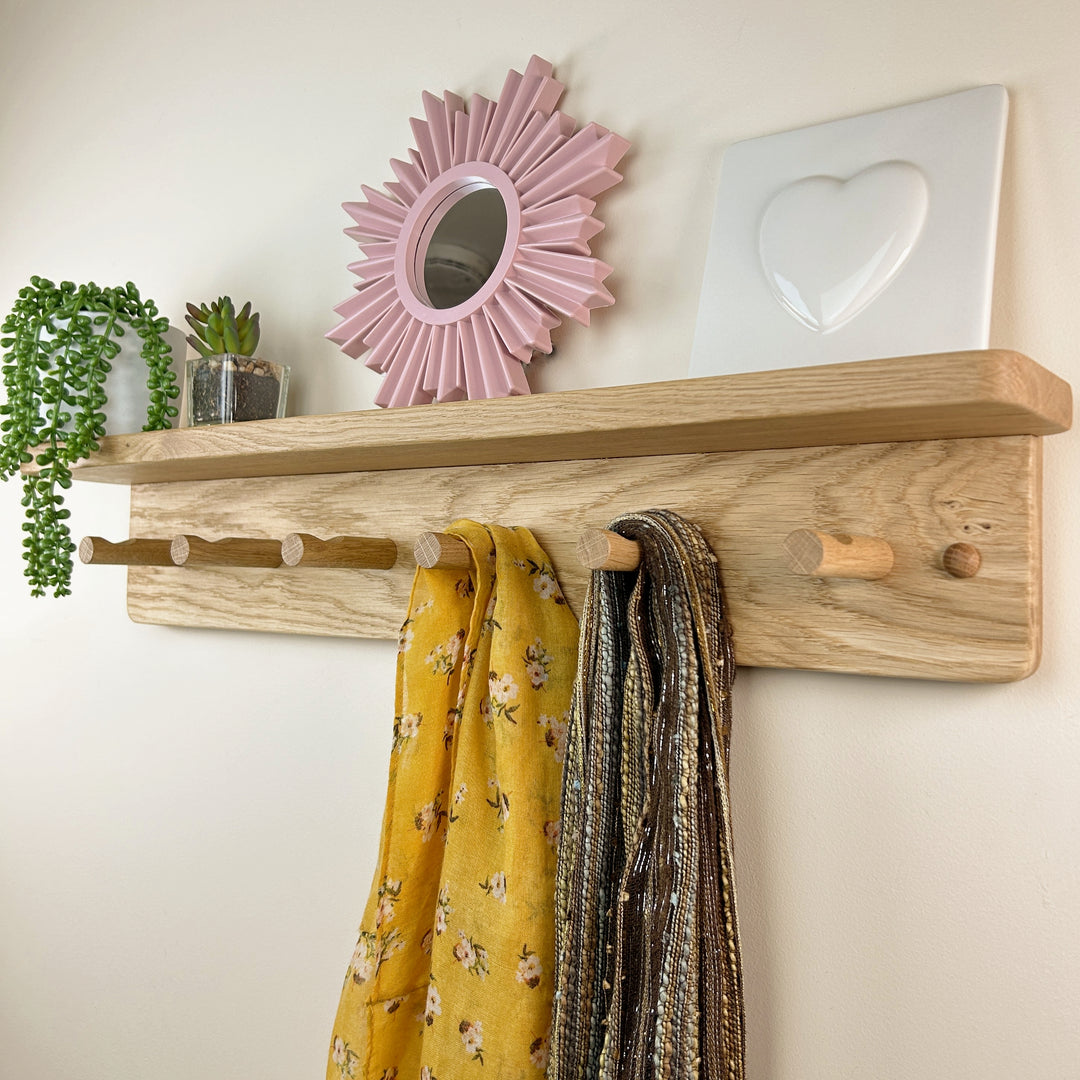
64, 350, 1070, 484
65, 350, 1073, 683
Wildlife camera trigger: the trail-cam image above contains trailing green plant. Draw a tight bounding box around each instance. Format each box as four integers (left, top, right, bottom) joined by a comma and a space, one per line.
185, 296, 260, 357
0, 276, 179, 597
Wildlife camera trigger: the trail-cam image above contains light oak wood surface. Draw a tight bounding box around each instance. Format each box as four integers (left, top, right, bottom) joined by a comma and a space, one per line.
280, 533, 397, 569
125, 434, 1042, 682
783, 529, 895, 579
51, 350, 1070, 485
942, 541, 983, 579
413, 532, 473, 570
170, 535, 283, 568
577, 529, 643, 571
78, 536, 174, 566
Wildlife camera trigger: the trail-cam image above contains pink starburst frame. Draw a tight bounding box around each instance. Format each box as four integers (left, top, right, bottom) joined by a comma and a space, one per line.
327, 56, 630, 407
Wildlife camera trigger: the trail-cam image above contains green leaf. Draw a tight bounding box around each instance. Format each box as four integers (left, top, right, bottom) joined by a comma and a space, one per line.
222, 321, 241, 353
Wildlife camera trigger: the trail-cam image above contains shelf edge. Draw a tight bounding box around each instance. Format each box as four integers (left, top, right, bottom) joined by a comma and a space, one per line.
43, 350, 1071, 485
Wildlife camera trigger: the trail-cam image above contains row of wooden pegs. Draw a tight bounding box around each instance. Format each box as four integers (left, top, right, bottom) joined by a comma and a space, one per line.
581, 530, 981, 578
79, 529, 983, 579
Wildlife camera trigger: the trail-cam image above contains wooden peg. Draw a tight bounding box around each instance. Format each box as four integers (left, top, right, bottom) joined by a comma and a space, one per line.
577, 528, 642, 571
783, 529, 894, 580
942, 542, 982, 578
79, 536, 174, 566
413, 532, 472, 570
280, 533, 397, 569
170, 535, 283, 568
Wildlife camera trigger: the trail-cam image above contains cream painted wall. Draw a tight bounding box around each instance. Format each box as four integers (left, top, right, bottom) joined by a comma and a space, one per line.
1, 1, 1077, 1078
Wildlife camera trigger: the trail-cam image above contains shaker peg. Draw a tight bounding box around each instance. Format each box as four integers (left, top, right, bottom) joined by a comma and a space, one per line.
78, 536, 174, 566
576, 528, 642, 571
783, 529, 894, 580
413, 532, 472, 570
942, 542, 982, 578
280, 533, 397, 569
170, 535, 283, 568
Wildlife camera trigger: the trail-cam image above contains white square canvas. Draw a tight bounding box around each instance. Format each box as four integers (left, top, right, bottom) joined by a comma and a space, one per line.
689, 85, 1009, 377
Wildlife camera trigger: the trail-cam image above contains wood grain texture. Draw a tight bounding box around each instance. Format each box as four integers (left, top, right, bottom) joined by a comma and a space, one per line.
782, 530, 895, 579
577, 529, 643, 571
126, 434, 1042, 682
78, 536, 174, 566
280, 533, 397, 569
170, 535, 283, 568
942, 542, 983, 579
57, 351, 1069, 485
413, 532, 472, 569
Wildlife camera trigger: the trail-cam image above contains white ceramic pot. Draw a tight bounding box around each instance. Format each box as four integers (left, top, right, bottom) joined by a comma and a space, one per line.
43, 319, 185, 435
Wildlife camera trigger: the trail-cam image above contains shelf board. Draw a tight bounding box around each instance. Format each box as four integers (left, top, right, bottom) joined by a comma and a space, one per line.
58, 350, 1071, 485
125, 434, 1045, 681
55, 349, 1071, 680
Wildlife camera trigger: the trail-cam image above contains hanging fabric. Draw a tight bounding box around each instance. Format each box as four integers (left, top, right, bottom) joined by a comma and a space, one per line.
549, 509, 746, 1080
328, 521, 579, 1080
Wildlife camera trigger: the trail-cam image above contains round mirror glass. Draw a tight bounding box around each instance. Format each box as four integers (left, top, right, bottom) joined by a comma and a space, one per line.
422, 186, 508, 309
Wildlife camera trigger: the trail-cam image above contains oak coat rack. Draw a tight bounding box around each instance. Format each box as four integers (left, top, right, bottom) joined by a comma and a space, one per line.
53, 351, 1072, 682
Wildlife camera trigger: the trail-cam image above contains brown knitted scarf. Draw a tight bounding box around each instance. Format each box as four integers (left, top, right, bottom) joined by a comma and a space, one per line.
550, 509, 745, 1080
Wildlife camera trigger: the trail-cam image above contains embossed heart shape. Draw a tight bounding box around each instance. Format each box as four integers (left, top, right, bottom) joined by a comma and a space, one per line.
758, 161, 929, 333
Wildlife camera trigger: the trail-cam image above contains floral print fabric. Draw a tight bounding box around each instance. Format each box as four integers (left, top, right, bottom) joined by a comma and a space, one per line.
328, 522, 579, 1080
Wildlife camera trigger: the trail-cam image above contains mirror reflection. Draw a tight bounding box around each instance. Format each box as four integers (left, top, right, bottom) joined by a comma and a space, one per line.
423, 186, 508, 309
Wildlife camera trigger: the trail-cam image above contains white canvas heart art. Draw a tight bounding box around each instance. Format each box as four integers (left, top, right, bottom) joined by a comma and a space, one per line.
758, 161, 928, 333
690, 85, 1008, 377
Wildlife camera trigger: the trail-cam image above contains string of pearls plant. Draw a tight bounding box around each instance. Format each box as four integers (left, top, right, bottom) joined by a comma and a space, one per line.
0, 276, 179, 597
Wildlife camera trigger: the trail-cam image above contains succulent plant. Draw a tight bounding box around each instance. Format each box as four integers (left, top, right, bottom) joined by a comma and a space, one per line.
185, 296, 260, 358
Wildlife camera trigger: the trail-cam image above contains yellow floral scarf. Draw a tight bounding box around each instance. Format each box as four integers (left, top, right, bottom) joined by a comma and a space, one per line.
328, 521, 579, 1080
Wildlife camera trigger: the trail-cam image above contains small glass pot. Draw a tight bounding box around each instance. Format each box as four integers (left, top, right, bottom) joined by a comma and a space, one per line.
183, 354, 289, 426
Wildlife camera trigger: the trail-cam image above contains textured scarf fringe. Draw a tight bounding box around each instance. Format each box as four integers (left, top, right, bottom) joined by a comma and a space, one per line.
550, 509, 745, 1080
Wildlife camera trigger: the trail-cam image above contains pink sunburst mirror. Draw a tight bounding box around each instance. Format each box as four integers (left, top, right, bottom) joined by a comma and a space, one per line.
327, 56, 630, 407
